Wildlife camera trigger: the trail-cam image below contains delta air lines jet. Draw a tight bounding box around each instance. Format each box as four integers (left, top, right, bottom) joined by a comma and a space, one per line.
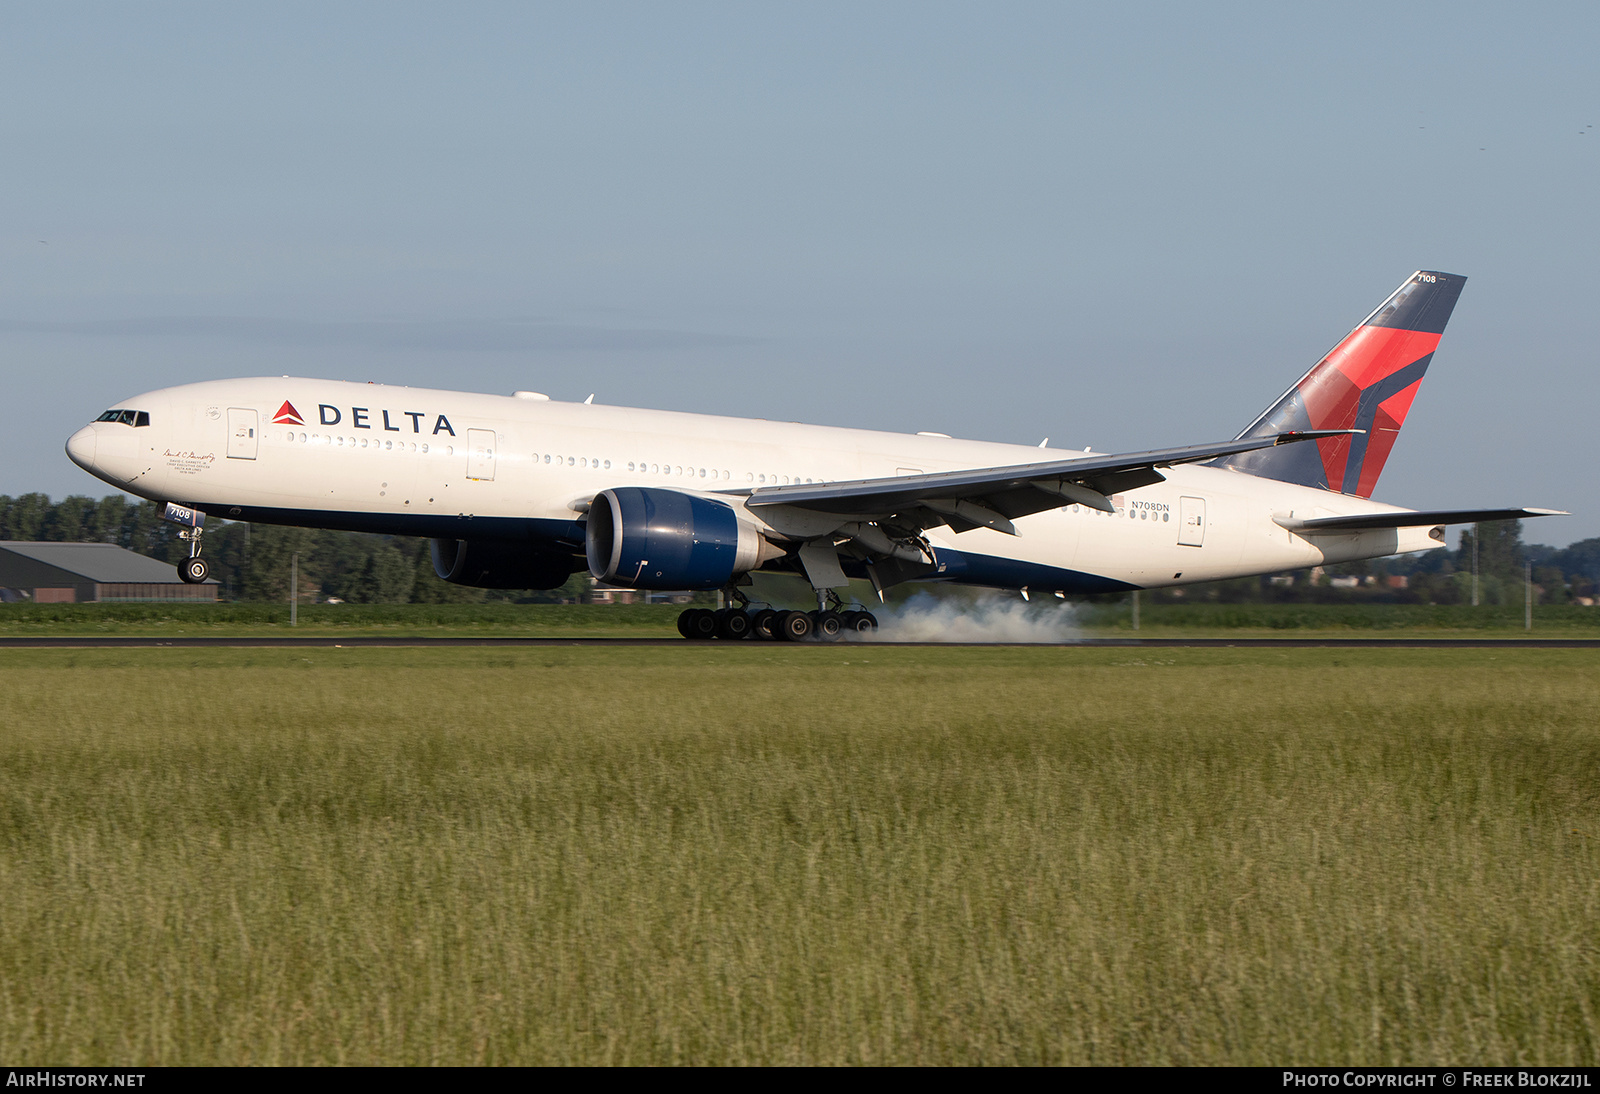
65, 271, 1562, 640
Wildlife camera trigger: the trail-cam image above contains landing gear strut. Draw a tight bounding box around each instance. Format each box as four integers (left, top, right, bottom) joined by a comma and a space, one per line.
177, 525, 209, 584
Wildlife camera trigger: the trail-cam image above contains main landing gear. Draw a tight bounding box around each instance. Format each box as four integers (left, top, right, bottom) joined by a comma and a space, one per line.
676, 605, 879, 642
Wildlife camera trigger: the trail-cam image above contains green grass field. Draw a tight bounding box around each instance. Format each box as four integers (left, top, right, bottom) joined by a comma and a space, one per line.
1, 646, 1596, 1064
2, 599, 1599, 639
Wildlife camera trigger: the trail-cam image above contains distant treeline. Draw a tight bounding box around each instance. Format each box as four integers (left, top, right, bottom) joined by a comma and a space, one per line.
0, 493, 585, 604
2, 492, 1597, 606
1128, 520, 1600, 606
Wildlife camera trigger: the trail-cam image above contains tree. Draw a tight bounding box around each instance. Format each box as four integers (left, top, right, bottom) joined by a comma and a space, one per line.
354, 543, 416, 603
43, 495, 96, 542
1457, 521, 1524, 584
241, 524, 319, 602
1533, 566, 1566, 605
0, 494, 53, 541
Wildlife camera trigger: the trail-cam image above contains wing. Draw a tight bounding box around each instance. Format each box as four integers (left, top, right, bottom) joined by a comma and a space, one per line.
742, 429, 1353, 536
1276, 507, 1568, 534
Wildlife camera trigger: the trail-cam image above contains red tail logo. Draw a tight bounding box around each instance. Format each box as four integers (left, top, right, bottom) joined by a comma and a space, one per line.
272, 401, 304, 426
1215, 271, 1466, 497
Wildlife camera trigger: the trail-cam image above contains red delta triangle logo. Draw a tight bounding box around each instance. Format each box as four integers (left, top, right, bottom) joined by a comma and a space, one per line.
273, 401, 305, 426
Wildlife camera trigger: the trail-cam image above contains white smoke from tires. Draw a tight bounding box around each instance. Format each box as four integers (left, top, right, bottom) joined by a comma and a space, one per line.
858, 592, 1081, 644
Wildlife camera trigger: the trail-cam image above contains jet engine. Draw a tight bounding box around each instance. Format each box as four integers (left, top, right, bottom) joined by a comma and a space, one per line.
430, 538, 578, 590
585, 487, 782, 590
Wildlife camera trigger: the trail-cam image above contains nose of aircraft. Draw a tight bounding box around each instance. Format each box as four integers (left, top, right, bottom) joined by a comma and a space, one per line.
65, 425, 97, 472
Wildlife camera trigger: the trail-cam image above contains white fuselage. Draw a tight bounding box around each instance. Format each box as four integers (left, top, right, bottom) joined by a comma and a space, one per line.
67, 377, 1441, 592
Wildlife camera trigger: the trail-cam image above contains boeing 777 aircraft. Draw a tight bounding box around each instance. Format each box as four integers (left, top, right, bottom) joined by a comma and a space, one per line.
65, 270, 1562, 640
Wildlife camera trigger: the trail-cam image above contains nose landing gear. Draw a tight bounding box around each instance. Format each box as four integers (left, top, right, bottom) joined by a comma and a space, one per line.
165, 503, 211, 585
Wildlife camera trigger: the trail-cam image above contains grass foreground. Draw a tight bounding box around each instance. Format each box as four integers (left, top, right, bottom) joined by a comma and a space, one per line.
1, 646, 1596, 1064
2, 600, 1599, 639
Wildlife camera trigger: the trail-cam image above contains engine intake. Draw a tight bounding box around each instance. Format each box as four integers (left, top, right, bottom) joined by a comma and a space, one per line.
586, 487, 779, 590
430, 538, 577, 590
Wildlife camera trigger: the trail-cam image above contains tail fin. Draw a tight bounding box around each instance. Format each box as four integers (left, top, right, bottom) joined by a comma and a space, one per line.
1214, 270, 1465, 497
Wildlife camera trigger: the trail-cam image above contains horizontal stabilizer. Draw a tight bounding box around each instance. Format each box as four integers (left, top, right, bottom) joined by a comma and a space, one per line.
1276, 507, 1567, 534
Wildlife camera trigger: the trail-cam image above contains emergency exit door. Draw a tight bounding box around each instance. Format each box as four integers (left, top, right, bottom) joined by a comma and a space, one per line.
467, 429, 496, 481
226, 408, 258, 460
1178, 496, 1205, 546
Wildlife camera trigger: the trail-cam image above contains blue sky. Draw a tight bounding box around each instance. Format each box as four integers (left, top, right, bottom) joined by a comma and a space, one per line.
3, 2, 1595, 543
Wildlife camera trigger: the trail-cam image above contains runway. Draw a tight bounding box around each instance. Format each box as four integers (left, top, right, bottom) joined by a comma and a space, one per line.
3, 636, 1598, 649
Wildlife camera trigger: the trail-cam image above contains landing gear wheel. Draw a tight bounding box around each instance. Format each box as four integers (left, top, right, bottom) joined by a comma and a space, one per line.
842, 611, 878, 635
716, 609, 753, 640
180, 556, 209, 584
679, 608, 718, 640
813, 610, 843, 642
778, 610, 813, 642
751, 609, 780, 640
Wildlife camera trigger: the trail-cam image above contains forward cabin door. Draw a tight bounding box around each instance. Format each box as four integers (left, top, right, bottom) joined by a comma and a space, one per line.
1178, 496, 1205, 547
466, 429, 497, 481
227, 408, 259, 460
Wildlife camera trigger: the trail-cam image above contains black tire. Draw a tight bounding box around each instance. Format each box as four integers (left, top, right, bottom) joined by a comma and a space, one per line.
843, 611, 876, 635
778, 610, 812, 642
180, 556, 209, 584
676, 609, 696, 639
751, 609, 780, 640
814, 610, 843, 642
717, 609, 752, 640
684, 608, 718, 640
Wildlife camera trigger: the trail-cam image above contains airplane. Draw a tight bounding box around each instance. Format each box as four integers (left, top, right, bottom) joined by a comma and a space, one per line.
65, 270, 1563, 640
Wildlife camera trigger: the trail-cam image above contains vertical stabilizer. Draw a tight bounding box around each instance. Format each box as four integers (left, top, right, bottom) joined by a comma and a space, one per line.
1215, 270, 1465, 497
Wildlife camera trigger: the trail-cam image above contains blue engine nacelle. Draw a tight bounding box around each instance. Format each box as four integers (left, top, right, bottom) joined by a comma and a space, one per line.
585, 487, 778, 590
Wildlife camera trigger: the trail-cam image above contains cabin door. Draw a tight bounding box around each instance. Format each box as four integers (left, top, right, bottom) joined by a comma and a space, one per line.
227, 408, 258, 460
1178, 496, 1205, 547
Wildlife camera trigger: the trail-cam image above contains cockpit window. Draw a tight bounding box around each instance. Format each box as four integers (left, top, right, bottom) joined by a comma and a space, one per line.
96, 410, 150, 427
